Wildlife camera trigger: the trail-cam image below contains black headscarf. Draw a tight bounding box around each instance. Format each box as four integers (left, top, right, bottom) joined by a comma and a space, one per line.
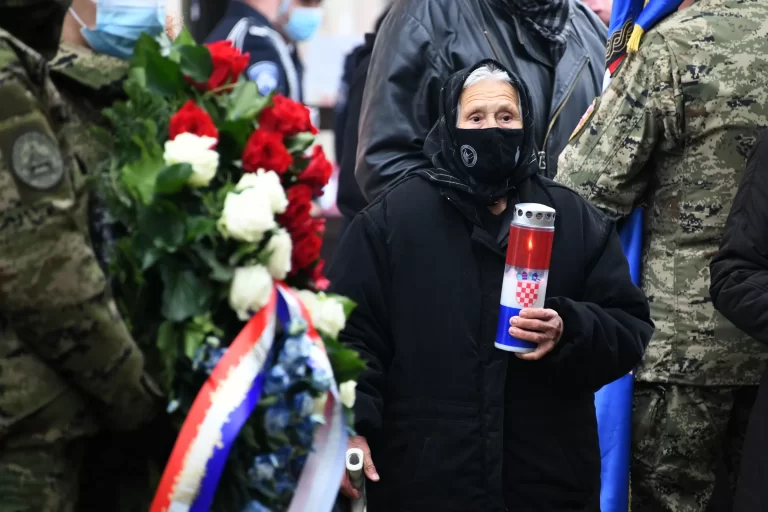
419, 59, 538, 205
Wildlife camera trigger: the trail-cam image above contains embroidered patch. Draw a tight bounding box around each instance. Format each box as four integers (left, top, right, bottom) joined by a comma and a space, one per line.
247, 61, 280, 96
10, 131, 64, 190
460, 144, 477, 167
570, 98, 597, 142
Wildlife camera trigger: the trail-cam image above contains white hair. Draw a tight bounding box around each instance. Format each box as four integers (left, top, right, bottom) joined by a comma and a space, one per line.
456, 63, 521, 126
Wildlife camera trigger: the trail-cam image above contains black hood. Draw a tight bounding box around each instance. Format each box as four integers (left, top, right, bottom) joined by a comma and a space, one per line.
420, 59, 537, 204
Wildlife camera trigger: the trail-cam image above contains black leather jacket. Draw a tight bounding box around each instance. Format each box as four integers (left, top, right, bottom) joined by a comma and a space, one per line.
355, 0, 607, 201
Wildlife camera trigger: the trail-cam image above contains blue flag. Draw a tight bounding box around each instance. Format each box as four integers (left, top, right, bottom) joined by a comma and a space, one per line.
595, 208, 643, 512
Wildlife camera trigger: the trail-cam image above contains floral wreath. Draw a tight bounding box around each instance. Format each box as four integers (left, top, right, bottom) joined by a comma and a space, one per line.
95, 30, 364, 512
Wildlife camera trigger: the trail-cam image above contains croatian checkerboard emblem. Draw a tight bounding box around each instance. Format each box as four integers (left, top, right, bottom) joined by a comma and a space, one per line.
515, 270, 541, 308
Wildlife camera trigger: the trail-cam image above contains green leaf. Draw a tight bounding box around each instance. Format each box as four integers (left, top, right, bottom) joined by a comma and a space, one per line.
144, 50, 183, 97
226, 81, 270, 121
177, 45, 213, 83
155, 163, 193, 195
182, 322, 206, 360
130, 33, 161, 69
186, 215, 217, 241
137, 199, 187, 252
228, 242, 260, 267
156, 320, 179, 393
193, 245, 235, 282
120, 153, 165, 204
219, 118, 255, 150
160, 265, 214, 322
285, 132, 315, 154
173, 27, 196, 47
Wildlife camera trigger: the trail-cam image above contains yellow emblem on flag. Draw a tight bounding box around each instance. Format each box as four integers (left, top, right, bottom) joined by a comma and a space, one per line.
570, 98, 597, 142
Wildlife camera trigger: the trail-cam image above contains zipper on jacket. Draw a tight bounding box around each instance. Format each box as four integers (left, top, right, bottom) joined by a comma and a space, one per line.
537, 57, 590, 172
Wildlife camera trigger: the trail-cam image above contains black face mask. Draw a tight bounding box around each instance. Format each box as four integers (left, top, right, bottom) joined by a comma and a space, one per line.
453, 128, 524, 186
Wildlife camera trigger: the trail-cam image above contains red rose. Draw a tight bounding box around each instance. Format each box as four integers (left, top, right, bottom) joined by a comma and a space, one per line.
298, 145, 333, 196
291, 217, 325, 272
310, 259, 329, 291
196, 41, 250, 91
242, 129, 293, 174
278, 184, 313, 231
169, 100, 219, 142
258, 95, 318, 136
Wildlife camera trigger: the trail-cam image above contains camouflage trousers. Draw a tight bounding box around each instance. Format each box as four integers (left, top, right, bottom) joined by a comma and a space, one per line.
630, 383, 757, 512
0, 389, 96, 512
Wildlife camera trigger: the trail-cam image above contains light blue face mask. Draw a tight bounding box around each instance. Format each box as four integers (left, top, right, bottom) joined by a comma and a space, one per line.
279, 0, 323, 42
70, 0, 166, 60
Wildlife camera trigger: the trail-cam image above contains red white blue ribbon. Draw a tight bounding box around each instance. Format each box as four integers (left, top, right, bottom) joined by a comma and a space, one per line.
150, 284, 347, 512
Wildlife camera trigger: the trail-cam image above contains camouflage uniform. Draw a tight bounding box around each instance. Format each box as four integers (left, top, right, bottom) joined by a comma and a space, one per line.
0, 3, 160, 510
556, 0, 768, 509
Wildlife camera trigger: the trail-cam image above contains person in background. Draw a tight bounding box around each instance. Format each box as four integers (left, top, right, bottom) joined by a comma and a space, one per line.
581, 0, 611, 25
0, 0, 163, 510
354, 0, 607, 205
332, 59, 653, 511
334, 6, 391, 230
556, 0, 768, 508
710, 129, 768, 512
62, 0, 168, 60
205, 0, 324, 103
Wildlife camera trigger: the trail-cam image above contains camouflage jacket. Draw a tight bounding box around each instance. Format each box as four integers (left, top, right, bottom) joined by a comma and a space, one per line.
556, 0, 768, 386
0, 30, 157, 439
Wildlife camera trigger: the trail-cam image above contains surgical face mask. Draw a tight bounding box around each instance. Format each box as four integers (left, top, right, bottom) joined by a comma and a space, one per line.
69, 0, 166, 60
279, 0, 323, 42
453, 128, 524, 186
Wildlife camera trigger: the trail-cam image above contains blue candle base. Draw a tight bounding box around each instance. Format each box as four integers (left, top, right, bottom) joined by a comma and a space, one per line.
495, 304, 537, 353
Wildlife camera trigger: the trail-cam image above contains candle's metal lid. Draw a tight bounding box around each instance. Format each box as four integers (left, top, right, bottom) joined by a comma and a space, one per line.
511, 202, 556, 229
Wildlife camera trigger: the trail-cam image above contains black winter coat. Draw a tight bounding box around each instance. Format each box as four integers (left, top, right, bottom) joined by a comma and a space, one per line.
355, 0, 607, 202
710, 129, 768, 512
328, 174, 653, 511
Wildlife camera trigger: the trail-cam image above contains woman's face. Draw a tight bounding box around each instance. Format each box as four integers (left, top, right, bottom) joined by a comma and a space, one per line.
457, 80, 523, 130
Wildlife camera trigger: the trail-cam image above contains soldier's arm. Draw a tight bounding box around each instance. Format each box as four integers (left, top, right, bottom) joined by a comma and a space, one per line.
0, 42, 160, 431
556, 36, 682, 219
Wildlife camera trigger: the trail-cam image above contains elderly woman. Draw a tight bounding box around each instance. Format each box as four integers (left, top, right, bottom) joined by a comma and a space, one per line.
330, 59, 653, 511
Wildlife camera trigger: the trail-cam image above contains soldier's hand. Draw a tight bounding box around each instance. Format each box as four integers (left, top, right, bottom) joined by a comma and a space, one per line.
101, 371, 164, 432
340, 435, 379, 499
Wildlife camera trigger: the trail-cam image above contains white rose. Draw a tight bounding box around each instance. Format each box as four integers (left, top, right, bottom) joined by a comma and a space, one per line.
313, 295, 347, 338
229, 265, 273, 321
339, 380, 357, 409
296, 291, 347, 339
265, 229, 292, 280
163, 132, 219, 188
235, 169, 288, 214
218, 187, 276, 243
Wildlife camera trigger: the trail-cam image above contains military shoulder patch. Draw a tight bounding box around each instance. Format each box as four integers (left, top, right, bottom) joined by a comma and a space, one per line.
570, 98, 597, 142
247, 61, 280, 96
10, 131, 64, 190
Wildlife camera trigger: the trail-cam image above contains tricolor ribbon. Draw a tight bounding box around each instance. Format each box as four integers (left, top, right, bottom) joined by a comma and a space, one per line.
150, 284, 347, 512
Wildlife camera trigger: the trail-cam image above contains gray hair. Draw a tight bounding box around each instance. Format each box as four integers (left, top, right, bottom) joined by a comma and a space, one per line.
456, 63, 521, 126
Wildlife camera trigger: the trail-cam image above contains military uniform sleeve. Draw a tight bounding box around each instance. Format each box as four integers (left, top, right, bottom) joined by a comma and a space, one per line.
242, 33, 288, 98
556, 35, 683, 219
0, 45, 160, 431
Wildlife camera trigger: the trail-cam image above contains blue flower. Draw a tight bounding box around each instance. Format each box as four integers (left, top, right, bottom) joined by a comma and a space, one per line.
248, 454, 276, 487
279, 337, 312, 368
273, 445, 293, 469
295, 415, 318, 449
290, 453, 308, 478
292, 392, 314, 418
275, 471, 297, 496
242, 500, 271, 512
309, 363, 332, 393
264, 364, 291, 394
265, 402, 291, 435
